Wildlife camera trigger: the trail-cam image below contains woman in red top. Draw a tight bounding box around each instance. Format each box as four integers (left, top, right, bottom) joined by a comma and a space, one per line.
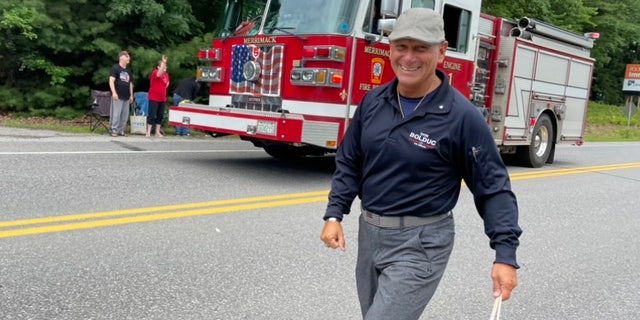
146, 55, 170, 137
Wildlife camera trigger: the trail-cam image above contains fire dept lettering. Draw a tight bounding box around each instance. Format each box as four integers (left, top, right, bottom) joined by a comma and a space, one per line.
443, 61, 462, 71
244, 37, 277, 44
364, 46, 390, 57
358, 83, 380, 91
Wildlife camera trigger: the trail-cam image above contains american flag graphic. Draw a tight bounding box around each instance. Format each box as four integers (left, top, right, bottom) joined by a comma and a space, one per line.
230, 44, 283, 95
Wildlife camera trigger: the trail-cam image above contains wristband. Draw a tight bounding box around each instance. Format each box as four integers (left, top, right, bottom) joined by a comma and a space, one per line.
326, 217, 341, 222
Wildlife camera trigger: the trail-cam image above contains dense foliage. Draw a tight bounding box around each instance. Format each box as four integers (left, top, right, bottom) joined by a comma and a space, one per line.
0, 0, 225, 115
1, 0, 638, 115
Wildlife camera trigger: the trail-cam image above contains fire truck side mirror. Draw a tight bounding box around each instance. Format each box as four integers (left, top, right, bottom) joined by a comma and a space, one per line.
378, 19, 396, 36
380, 0, 399, 18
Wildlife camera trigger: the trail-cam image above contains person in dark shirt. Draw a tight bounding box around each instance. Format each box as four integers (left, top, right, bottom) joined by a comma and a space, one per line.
320, 8, 522, 320
108, 51, 133, 137
172, 77, 201, 136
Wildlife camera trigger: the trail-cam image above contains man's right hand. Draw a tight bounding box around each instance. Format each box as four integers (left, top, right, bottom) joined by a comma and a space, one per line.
112, 93, 119, 100
320, 220, 345, 251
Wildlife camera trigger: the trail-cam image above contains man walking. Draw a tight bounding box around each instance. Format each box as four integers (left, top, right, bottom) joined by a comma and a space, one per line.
320, 8, 522, 320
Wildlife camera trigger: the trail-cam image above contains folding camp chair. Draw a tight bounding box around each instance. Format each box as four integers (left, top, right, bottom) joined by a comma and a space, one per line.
89, 90, 111, 132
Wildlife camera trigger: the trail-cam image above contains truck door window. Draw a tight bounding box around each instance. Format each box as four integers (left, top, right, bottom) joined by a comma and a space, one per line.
411, 0, 435, 9
363, 0, 382, 34
443, 4, 471, 53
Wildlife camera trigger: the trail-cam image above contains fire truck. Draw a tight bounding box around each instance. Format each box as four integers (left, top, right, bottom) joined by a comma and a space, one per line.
169, 0, 597, 167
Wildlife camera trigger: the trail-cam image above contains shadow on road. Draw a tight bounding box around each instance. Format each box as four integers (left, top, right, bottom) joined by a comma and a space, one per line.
183, 154, 337, 182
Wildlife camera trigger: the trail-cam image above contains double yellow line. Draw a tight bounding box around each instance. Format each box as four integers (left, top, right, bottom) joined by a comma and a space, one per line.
508, 162, 640, 180
0, 191, 329, 239
1, 162, 639, 239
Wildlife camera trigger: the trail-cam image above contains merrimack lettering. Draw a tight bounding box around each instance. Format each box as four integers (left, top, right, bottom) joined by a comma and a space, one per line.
244, 37, 277, 44
364, 46, 390, 57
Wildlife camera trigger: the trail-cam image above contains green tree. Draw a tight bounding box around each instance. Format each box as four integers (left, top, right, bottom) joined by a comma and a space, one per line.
483, 0, 596, 31
0, 0, 71, 112
583, 0, 640, 104
0, 0, 218, 115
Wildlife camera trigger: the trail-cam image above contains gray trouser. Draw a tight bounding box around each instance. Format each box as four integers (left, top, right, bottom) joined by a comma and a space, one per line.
356, 213, 455, 320
110, 99, 130, 134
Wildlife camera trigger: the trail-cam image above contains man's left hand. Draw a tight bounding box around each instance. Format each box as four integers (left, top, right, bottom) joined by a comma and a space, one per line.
491, 263, 518, 301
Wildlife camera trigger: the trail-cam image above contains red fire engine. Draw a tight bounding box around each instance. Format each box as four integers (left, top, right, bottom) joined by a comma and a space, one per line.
169, 0, 596, 167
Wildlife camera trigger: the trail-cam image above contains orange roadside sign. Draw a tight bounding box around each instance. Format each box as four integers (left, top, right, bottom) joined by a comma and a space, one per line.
624, 64, 640, 80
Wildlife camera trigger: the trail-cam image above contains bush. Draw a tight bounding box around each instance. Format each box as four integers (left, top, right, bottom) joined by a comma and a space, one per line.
0, 86, 25, 112
29, 108, 55, 117
54, 107, 80, 120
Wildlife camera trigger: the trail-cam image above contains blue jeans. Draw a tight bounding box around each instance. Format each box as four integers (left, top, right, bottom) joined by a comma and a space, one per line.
173, 94, 190, 136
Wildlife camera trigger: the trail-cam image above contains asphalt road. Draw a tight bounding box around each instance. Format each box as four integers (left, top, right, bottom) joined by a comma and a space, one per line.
1, 127, 639, 319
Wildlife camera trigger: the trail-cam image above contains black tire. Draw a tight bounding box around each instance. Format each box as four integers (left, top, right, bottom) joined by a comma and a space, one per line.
516, 113, 554, 168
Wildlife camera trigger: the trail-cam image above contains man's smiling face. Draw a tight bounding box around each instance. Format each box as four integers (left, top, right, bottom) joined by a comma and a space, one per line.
389, 38, 447, 97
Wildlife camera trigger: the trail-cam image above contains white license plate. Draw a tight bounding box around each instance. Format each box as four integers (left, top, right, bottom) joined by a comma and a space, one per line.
256, 120, 276, 135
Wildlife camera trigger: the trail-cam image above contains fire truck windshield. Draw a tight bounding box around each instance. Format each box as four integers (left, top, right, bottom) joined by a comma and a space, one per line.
218, 0, 359, 37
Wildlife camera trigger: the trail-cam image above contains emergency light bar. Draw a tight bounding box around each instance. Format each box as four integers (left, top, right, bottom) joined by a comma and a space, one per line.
198, 48, 222, 61
302, 46, 346, 62
584, 32, 600, 40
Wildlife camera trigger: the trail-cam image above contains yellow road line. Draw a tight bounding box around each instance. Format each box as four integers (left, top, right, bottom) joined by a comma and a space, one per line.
0, 190, 329, 228
0, 196, 328, 238
1, 162, 638, 238
508, 162, 640, 180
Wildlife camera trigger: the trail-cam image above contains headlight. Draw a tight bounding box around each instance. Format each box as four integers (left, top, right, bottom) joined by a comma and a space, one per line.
302, 71, 314, 81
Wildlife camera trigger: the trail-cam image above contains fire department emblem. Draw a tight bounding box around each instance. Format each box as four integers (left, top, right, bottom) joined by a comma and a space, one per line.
371, 57, 384, 84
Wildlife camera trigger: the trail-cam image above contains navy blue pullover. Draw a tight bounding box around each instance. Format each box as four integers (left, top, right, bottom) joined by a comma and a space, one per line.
325, 70, 522, 267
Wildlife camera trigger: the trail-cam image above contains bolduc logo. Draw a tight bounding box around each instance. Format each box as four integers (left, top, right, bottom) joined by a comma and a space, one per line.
408, 131, 437, 149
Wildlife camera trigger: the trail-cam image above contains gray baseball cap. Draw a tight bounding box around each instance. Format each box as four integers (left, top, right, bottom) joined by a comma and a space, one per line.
388, 8, 446, 44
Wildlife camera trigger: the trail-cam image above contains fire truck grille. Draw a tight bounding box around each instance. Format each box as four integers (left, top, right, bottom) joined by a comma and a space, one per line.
230, 44, 283, 96
230, 95, 282, 113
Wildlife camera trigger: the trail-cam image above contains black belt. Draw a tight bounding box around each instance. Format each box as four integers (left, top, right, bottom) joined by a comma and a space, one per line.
363, 209, 451, 229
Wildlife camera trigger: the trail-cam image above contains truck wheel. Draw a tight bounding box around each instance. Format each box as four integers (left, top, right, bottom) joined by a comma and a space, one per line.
263, 145, 304, 159
517, 113, 554, 168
